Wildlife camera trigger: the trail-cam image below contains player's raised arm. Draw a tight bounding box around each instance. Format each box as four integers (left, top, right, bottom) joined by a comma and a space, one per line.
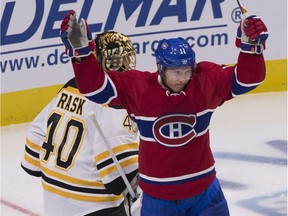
232, 15, 268, 96
60, 11, 104, 95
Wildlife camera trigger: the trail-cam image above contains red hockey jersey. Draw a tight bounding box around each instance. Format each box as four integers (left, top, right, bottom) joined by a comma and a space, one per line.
72, 53, 265, 200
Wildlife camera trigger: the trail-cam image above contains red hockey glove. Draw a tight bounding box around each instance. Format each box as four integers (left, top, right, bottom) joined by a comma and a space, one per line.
60, 11, 95, 58
235, 15, 268, 55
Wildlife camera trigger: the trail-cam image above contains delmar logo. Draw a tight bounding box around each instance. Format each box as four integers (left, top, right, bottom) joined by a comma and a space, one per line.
1, 0, 225, 46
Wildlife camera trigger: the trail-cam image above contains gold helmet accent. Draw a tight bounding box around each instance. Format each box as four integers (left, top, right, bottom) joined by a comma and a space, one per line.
94, 31, 136, 72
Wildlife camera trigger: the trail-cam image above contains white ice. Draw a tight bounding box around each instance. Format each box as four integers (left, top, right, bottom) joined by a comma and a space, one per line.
1, 92, 287, 216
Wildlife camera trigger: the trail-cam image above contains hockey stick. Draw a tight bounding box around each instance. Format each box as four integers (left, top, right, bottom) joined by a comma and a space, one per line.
88, 111, 137, 198
236, 0, 253, 43
236, 0, 248, 16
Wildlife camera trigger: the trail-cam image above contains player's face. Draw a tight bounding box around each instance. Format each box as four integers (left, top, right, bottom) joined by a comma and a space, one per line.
164, 67, 192, 92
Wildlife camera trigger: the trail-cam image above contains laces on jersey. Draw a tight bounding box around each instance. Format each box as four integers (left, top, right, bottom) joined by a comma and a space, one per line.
166, 90, 186, 97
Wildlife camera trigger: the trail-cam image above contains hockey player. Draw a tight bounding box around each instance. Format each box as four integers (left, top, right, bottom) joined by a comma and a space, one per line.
21, 31, 139, 216
60, 10, 268, 216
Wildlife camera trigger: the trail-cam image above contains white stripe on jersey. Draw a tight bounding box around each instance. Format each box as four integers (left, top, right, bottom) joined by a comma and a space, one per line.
139, 165, 215, 183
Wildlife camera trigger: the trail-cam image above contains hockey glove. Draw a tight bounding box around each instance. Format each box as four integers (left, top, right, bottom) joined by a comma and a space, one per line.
60, 11, 95, 58
235, 15, 268, 55
130, 186, 142, 216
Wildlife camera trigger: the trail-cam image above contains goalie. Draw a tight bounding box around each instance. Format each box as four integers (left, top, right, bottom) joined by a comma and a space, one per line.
21, 30, 140, 216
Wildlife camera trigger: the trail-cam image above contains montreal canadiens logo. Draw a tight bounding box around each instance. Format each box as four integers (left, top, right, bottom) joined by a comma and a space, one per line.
161, 42, 168, 49
152, 114, 197, 147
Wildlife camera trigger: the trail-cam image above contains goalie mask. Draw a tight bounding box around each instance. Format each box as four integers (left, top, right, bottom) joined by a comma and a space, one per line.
94, 31, 136, 72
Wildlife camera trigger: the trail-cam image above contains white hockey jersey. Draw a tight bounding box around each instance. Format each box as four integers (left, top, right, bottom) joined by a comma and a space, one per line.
21, 78, 139, 216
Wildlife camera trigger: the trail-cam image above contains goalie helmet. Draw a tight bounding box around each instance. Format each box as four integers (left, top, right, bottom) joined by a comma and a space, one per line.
155, 37, 196, 74
94, 31, 136, 72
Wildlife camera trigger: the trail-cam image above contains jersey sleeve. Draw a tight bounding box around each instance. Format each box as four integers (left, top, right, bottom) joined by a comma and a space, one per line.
72, 54, 140, 109
195, 52, 266, 107
232, 52, 266, 96
92, 107, 139, 195
21, 101, 55, 177
72, 55, 105, 95
95, 135, 139, 195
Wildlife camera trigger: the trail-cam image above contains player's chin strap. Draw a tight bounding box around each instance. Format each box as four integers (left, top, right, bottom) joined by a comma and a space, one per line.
88, 111, 137, 199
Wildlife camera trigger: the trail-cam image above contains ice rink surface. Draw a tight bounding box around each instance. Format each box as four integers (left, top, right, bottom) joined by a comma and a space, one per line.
1, 92, 287, 216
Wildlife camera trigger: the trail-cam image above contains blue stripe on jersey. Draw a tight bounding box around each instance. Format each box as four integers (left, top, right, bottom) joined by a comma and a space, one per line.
232, 70, 261, 96
135, 110, 213, 141
134, 117, 155, 138
195, 111, 213, 134
85, 75, 117, 104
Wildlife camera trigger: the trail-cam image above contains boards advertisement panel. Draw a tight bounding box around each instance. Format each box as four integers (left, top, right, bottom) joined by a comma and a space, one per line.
0, 0, 287, 125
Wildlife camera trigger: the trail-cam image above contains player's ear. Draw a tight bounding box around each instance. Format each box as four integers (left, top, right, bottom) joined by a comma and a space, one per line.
157, 63, 161, 71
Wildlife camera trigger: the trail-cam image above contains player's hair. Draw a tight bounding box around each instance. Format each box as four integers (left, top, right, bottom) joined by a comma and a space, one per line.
94, 31, 136, 72
155, 37, 196, 75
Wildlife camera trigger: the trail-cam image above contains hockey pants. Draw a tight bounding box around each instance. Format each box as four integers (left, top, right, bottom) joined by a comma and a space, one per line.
141, 178, 230, 216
